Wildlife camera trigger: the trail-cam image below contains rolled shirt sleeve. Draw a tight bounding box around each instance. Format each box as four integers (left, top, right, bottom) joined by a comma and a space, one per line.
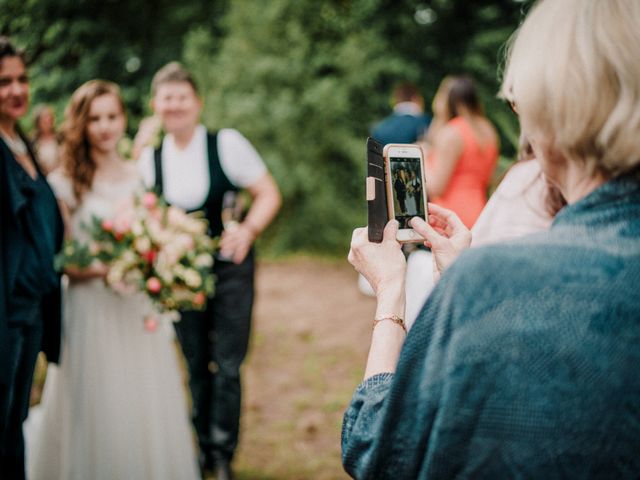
217, 128, 267, 188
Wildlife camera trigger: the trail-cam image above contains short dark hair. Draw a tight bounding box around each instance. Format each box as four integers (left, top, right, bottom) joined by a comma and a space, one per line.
393, 82, 422, 104
151, 61, 199, 96
447, 75, 482, 117
0, 36, 26, 64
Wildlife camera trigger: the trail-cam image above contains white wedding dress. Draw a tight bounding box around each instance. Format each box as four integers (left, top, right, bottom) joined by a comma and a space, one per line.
26, 167, 199, 480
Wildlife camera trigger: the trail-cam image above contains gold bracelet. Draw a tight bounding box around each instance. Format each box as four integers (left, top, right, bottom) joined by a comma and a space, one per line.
372, 314, 407, 333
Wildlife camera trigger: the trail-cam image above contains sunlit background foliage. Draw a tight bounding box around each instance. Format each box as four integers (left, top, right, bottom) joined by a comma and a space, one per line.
3, 0, 532, 255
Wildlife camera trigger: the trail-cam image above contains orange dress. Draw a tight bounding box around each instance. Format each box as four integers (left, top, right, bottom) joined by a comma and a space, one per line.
428, 116, 498, 228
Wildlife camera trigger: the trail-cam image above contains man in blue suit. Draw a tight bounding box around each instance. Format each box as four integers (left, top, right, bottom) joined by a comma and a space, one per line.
371, 82, 431, 145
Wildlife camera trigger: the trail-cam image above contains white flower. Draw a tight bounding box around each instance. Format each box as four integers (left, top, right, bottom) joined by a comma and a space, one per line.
162, 244, 183, 266
107, 264, 124, 285
184, 217, 207, 236
173, 264, 187, 279
146, 218, 170, 245
194, 253, 213, 268
131, 220, 145, 237
177, 234, 195, 251
183, 269, 202, 289
167, 206, 189, 228
121, 250, 138, 267
156, 259, 175, 284
134, 236, 152, 254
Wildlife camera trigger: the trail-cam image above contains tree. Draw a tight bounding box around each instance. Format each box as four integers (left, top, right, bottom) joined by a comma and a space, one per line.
3, 0, 530, 254
1, 0, 228, 128
185, 0, 529, 255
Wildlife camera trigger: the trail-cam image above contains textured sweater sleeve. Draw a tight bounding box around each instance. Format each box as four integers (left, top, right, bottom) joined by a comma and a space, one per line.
341, 373, 394, 478
340, 258, 461, 479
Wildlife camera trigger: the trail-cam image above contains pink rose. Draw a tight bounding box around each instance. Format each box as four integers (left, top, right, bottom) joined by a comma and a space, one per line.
112, 209, 135, 237
142, 192, 158, 210
113, 220, 131, 237
101, 219, 114, 232
143, 250, 157, 264
193, 292, 206, 307
146, 277, 162, 294
144, 316, 158, 333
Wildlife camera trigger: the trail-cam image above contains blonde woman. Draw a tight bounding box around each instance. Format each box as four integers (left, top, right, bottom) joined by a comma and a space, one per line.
344, 0, 640, 477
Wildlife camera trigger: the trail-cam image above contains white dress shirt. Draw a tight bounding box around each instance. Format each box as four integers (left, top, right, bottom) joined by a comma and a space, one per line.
138, 125, 267, 211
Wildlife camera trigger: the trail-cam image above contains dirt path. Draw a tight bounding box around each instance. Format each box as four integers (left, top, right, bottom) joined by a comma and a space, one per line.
233, 258, 376, 480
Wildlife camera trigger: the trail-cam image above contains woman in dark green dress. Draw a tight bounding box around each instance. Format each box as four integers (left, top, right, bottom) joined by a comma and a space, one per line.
0, 37, 63, 480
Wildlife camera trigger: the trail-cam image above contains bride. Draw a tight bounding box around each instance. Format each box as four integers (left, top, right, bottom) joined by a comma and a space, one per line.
27, 80, 199, 480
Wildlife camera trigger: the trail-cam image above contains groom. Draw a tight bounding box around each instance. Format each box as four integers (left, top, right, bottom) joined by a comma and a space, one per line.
137, 62, 281, 480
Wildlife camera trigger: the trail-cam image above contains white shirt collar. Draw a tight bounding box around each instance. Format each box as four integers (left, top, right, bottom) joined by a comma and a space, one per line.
165, 124, 207, 154
393, 102, 423, 116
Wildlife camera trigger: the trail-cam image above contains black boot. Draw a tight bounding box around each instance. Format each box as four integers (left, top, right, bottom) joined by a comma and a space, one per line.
213, 456, 234, 480
198, 451, 215, 480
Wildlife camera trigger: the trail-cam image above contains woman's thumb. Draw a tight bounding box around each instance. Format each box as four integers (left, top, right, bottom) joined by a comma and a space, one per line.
410, 217, 440, 246
383, 219, 399, 241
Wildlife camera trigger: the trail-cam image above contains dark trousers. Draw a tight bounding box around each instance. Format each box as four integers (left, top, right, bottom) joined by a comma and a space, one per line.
0, 321, 43, 480
175, 251, 255, 463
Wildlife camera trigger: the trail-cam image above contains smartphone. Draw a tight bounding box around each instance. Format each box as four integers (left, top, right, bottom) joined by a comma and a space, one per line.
383, 143, 428, 243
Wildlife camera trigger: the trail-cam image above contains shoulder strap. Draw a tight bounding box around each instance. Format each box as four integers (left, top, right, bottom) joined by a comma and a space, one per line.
206, 131, 218, 168
206, 130, 238, 192
153, 142, 164, 194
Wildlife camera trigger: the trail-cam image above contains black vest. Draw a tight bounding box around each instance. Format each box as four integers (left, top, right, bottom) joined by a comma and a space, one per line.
154, 131, 237, 238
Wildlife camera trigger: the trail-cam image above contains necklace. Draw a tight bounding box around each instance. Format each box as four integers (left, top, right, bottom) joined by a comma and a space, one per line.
0, 131, 28, 157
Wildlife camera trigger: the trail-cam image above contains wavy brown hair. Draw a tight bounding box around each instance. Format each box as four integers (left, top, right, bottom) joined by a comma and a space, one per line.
60, 80, 125, 201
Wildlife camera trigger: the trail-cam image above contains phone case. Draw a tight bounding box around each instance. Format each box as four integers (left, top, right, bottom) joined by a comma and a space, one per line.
366, 137, 388, 243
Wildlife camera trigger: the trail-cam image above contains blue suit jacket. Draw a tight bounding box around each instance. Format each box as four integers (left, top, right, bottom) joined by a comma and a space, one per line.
371, 113, 431, 145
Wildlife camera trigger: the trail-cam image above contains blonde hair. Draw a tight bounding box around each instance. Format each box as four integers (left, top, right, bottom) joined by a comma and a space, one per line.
500, 0, 640, 178
151, 61, 199, 96
60, 80, 125, 201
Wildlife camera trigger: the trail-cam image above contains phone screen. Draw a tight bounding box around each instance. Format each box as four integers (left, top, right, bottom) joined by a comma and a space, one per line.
389, 156, 425, 229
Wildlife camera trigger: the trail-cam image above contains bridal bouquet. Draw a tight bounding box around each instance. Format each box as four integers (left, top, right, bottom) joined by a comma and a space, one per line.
56, 191, 216, 317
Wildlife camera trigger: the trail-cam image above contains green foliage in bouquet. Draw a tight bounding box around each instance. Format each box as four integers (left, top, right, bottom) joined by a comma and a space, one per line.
54, 239, 94, 271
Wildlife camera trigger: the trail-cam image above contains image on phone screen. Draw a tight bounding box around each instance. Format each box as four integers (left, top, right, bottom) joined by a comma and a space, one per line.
389, 157, 425, 229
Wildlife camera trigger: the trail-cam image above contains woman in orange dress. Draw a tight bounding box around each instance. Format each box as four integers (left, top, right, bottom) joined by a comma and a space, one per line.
423, 75, 499, 228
